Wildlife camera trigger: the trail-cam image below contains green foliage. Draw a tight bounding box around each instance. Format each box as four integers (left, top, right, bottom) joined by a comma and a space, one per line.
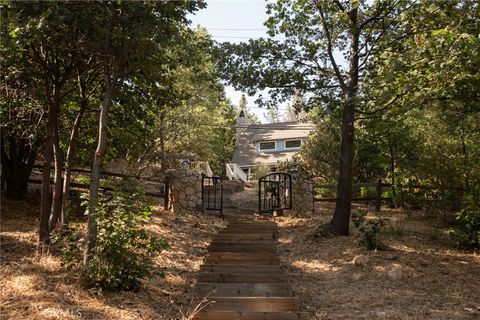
453, 186, 480, 249
351, 210, 386, 251
51, 228, 85, 270
252, 163, 271, 180
82, 191, 168, 291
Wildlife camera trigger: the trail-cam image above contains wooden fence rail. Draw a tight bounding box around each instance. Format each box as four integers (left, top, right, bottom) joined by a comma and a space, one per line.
314, 179, 385, 211
313, 179, 465, 211
30, 165, 165, 198
32, 164, 163, 183
28, 178, 164, 198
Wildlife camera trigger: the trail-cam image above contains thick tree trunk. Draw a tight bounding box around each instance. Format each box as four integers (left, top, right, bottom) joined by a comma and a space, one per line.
61, 82, 88, 227
330, 98, 356, 235
329, 8, 359, 236
84, 64, 113, 266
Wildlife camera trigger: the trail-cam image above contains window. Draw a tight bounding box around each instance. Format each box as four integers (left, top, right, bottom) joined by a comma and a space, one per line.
259, 141, 276, 151
285, 139, 302, 149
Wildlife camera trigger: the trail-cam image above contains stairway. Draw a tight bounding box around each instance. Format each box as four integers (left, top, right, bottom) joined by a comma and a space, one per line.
193, 215, 308, 320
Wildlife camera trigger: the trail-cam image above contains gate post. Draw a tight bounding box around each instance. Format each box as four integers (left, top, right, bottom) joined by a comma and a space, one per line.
290, 175, 314, 217
169, 168, 203, 214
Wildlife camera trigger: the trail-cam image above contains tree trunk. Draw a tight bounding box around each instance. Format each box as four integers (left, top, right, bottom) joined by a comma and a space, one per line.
330, 98, 356, 235
61, 81, 88, 228
329, 8, 359, 236
387, 142, 397, 206
460, 129, 470, 192
39, 103, 56, 244
1, 137, 23, 199
0, 134, 38, 199
84, 63, 113, 266
48, 118, 63, 231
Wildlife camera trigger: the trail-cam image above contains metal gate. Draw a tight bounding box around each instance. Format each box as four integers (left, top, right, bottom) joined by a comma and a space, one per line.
258, 172, 292, 215
202, 176, 223, 216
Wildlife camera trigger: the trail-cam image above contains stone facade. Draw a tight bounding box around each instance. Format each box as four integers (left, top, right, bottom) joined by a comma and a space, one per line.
167, 168, 203, 214
290, 175, 314, 217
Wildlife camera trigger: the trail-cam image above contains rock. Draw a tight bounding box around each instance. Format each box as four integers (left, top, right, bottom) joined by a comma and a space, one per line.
303, 211, 313, 217
353, 255, 369, 266
375, 311, 388, 318
388, 267, 403, 280
352, 273, 363, 281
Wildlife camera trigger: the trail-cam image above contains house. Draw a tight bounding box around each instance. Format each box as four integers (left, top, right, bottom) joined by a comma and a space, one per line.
227, 110, 314, 180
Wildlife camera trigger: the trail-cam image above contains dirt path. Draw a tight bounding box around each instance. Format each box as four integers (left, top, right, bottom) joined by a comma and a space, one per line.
192, 212, 307, 319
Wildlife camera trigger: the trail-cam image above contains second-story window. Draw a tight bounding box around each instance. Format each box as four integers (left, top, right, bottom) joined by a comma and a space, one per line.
285, 139, 302, 149
259, 141, 276, 151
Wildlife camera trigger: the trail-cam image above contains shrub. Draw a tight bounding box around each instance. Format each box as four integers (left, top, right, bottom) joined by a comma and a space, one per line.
51, 227, 84, 270
351, 210, 386, 250
453, 186, 480, 249
82, 190, 168, 291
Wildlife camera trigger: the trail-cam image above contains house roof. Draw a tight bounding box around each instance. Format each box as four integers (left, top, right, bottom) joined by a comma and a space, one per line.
231, 121, 315, 167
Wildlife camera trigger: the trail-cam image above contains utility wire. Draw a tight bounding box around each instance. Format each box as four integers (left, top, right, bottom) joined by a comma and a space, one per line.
207, 28, 269, 31
211, 35, 286, 40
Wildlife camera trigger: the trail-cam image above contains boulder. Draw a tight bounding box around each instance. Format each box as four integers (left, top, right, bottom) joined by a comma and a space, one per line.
387, 267, 403, 280
352, 273, 363, 281
352, 255, 369, 266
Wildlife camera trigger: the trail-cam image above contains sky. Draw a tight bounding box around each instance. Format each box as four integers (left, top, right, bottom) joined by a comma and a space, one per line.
188, 0, 287, 123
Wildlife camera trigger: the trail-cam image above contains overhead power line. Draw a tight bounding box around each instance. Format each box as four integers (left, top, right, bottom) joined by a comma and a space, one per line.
207, 28, 268, 31
211, 35, 286, 40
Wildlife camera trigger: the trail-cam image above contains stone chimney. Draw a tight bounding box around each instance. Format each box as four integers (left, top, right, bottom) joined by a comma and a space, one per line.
236, 109, 248, 134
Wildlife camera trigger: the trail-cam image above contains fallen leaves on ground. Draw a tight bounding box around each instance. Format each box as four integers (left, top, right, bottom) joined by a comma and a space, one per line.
276, 203, 480, 320
0, 194, 225, 320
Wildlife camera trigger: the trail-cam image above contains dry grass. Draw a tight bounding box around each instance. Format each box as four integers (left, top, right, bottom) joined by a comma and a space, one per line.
0, 194, 225, 320
276, 203, 480, 320
3, 193, 479, 320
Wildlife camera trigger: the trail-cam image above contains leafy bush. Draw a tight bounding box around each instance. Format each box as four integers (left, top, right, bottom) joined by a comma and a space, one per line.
351, 210, 386, 250
252, 163, 271, 180
51, 227, 84, 270
82, 190, 168, 291
453, 186, 480, 249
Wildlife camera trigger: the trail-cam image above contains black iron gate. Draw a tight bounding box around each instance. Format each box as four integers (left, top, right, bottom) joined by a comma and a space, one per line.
202, 176, 223, 216
258, 172, 292, 215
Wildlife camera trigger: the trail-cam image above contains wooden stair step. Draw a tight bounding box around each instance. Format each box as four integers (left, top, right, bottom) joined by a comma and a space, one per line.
200, 265, 283, 274
225, 224, 276, 228
201, 297, 299, 312
227, 223, 277, 228
195, 283, 293, 297
197, 272, 286, 283
214, 234, 276, 241
205, 253, 280, 265
206, 252, 278, 260
219, 229, 277, 235
193, 311, 309, 320
210, 239, 277, 244
205, 258, 280, 265
208, 244, 277, 253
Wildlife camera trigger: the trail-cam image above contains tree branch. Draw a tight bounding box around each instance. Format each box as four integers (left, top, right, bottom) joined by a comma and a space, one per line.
312, 0, 347, 92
